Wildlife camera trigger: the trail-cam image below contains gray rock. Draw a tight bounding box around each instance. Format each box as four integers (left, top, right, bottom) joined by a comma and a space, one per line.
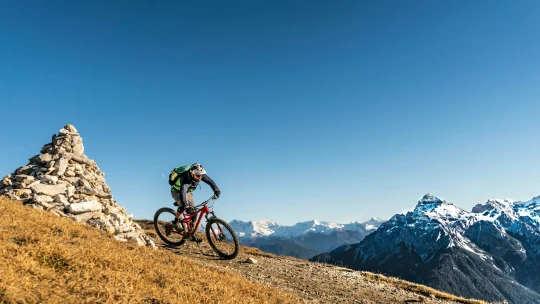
40, 144, 53, 154
40, 201, 54, 209
51, 208, 67, 217
34, 195, 54, 204
67, 185, 75, 197
80, 187, 97, 196
91, 211, 103, 219
63, 177, 80, 184
78, 178, 91, 188
112, 213, 126, 225
113, 236, 128, 242
54, 158, 69, 176
15, 175, 34, 183
15, 189, 32, 198
28, 155, 41, 164
73, 142, 84, 155
39, 153, 53, 163
12, 182, 26, 189
40, 175, 58, 184
0, 186, 14, 194
128, 236, 146, 246
96, 191, 112, 199
105, 224, 116, 235
2, 175, 12, 185
115, 224, 133, 234
54, 194, 69, 206
67, 200, 102, 214
64, 124, 77, 133
70, 154, 91, 165
16, 165, 36, 175
145, 238, 157, 249
30, 183, 67, 196
72, 212, 93, 222
104, 205, 118, 214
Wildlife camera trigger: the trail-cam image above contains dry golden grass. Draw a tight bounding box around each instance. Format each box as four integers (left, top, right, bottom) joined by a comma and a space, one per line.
0, 197, 299, 304
360, 272, 487, 304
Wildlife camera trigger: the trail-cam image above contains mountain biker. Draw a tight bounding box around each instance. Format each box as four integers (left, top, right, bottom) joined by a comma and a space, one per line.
171, 163, 220, 232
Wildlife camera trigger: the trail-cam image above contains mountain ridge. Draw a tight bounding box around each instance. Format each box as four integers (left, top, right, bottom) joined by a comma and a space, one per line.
312, 194, 540, 304
229, 217, 385, 258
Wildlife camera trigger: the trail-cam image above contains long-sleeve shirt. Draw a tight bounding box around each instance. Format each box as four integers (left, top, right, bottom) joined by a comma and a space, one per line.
171, 169, 218, 207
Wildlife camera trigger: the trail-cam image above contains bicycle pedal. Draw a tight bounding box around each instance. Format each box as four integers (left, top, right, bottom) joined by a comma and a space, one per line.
189, 235, 203, 243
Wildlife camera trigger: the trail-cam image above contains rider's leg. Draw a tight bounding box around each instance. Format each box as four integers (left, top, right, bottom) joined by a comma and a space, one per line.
171, 192, 196, 224
185, 193, 197, 226
171, 191, 183, 221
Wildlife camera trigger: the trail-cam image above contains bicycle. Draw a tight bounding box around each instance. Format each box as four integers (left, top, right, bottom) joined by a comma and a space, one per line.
153, 195, 240, 260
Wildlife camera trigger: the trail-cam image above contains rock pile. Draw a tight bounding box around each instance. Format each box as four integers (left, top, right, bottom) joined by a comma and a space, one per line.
0, 124, 155, 248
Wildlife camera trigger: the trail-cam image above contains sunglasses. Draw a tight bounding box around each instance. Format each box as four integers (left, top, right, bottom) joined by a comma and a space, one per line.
193, 174, 202, 179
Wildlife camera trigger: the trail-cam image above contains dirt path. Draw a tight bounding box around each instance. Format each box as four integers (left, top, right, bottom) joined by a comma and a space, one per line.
136, 220, 467, 304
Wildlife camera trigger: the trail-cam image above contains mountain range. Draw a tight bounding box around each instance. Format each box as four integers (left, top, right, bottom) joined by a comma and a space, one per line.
311, 194, 540, 304
229, 218, 384, 259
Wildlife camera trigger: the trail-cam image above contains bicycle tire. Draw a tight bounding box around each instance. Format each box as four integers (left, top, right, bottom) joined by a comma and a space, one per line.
205, 217, 240, 259
153, 207, 186, 247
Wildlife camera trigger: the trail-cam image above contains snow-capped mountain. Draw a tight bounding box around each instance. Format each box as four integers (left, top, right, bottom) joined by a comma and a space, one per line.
228, 219, 280, 238
311, 194, 540, 304
229, 218, 384, 259
230, 218, 382, 238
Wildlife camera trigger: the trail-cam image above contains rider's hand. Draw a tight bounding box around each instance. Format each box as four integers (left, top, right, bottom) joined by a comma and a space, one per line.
214, 188, 221, 198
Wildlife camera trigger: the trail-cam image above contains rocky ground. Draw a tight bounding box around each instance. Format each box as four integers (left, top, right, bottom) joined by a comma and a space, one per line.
136, 220, 474, 304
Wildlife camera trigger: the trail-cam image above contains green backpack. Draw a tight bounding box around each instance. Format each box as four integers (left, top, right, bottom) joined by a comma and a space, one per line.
168, 165, 191, 186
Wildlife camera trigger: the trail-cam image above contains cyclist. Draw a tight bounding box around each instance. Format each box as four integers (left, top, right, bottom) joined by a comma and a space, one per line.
171, 163, 221, 232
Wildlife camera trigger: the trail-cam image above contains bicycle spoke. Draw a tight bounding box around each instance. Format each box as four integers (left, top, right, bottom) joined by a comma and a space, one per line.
153, 207, 186, 246
205, 218, 240, 259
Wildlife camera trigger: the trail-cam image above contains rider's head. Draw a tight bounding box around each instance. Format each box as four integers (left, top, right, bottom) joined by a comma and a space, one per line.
190, 163, 206, 181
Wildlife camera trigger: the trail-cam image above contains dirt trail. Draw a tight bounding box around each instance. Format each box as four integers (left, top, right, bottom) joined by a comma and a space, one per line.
136, 220, 468, 304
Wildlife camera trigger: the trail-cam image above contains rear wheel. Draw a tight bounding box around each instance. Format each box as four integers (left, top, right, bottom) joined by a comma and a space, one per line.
205, 218, 240, 259
154, 207, 186, 246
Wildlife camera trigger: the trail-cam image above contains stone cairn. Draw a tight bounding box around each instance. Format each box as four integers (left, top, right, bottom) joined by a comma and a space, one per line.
0, 124, 156, 249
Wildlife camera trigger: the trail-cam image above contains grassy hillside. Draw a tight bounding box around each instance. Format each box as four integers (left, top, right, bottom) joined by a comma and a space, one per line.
0, 197, 298, 303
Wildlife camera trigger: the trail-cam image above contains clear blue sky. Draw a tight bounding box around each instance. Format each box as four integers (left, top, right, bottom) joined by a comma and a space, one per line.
1, 1, 539, 225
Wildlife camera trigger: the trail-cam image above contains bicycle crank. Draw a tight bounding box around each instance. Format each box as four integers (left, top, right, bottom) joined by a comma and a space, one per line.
189, 235, 203, 243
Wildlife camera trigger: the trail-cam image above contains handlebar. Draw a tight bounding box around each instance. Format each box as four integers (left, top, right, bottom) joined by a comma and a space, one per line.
195, 195, 218, 208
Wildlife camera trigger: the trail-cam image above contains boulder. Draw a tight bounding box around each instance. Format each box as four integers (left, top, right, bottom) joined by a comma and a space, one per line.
30, 183, 67, 196
67, 200, 102, 214
34, 195, 54, 205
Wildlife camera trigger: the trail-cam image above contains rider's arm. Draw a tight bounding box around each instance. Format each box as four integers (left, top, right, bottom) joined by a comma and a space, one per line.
179, 182, 191, 208
201, 174, 218, 192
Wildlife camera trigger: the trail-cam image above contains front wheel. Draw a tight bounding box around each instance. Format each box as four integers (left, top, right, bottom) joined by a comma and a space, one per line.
154, 207, 186, 247
205, 218, 240, 259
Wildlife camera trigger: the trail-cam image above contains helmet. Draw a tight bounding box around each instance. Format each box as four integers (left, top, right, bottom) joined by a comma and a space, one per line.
190, 163, 206, 175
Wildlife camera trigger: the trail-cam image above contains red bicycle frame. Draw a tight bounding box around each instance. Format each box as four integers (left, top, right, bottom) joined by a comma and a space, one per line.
176, 195, 224, 239
182, 204, 211, 236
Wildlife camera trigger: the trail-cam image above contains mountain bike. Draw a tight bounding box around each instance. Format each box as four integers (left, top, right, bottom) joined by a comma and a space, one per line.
153, 195, 240, 259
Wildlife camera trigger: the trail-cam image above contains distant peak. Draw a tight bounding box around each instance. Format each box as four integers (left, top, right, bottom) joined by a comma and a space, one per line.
365, 217, 385, 225
255, 219, 278, 225
418, 194, 444, 205
472, 199, 515, 213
